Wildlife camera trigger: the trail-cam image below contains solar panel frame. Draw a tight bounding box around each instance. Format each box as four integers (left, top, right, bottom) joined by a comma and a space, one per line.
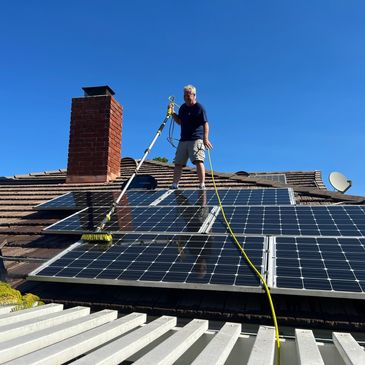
267, 236, 365, 299
28, 233, 268, 294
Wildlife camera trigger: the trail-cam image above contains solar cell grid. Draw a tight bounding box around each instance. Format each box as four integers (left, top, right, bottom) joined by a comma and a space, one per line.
32, 234, 266, 291
211, 206, 365, 237
273, 236, 365, 295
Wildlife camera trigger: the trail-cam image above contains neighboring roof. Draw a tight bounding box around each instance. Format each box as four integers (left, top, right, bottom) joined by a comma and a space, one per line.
249, 170, 327, 189
1, 158, 365, 331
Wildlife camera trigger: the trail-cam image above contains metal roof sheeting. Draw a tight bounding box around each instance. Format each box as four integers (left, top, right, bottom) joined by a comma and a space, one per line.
0, 304, 364, 365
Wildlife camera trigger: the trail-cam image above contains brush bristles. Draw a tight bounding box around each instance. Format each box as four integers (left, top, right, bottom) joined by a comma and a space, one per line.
81, 233, 113, 242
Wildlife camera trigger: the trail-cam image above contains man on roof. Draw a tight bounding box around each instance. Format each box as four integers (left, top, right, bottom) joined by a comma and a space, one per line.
170, 84, 213, 190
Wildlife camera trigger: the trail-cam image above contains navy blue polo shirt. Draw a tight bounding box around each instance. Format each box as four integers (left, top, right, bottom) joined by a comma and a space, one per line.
178, 102, 208, 141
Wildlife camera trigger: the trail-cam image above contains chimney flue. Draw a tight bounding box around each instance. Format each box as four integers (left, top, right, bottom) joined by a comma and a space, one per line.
66, 85, 123, 184
82, 85, 115, 97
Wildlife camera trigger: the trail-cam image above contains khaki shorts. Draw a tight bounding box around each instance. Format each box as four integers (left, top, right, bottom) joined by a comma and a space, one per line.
174, 139, 205, 166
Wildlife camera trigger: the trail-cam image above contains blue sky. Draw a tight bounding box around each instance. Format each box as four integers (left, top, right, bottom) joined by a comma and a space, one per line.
1, 1, 364, 195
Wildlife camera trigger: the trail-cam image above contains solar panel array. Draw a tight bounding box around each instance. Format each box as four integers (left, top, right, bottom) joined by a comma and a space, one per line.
30, 187, 365, 299
46, 205, 365, 238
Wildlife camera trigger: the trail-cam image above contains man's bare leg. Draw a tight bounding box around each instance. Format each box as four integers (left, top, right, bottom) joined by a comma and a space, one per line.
172, 164, 183, 186
195, 161, 205, 187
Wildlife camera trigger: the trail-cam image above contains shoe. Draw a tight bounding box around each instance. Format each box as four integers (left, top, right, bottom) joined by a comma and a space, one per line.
170, 183, 179, 189
199, 184, 206, 190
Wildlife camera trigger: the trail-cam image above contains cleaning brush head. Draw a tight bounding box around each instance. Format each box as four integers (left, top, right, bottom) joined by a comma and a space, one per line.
81, 233, 113, 243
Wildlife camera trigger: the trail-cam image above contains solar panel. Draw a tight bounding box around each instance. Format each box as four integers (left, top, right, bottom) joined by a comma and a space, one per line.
211, 205, 365, 237
34, 190, 168, 210
269, 236, 365, 299
44, 206, 214, 234
159, 188, 294, 206
29, 234, 266, 293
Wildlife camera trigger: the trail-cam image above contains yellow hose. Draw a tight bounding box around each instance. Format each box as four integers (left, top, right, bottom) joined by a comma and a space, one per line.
207, 149, 281, 364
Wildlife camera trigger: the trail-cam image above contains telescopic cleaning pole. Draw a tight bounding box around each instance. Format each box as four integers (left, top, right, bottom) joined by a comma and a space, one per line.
81, 96, 175, 242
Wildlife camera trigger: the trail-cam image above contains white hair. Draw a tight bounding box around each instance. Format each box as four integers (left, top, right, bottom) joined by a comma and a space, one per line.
184, 84, 196, 95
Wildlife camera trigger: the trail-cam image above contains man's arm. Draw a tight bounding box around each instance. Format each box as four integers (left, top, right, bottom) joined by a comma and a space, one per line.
203, 122, 213, 149
172, 112, 181, 125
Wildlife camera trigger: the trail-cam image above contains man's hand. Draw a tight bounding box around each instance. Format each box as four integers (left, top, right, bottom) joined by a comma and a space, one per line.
167, 102, 174, 116
203, 138, 213, 149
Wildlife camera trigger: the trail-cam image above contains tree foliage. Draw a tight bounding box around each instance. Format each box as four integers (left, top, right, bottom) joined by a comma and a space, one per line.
153, 157, 168, 163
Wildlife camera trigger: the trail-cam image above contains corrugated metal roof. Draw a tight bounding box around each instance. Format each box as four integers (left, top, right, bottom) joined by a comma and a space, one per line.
0, 304, 364, 364
0, 304, 365, 365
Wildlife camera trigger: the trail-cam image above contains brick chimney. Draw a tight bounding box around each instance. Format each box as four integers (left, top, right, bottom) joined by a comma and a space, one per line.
66, 86, 123, 183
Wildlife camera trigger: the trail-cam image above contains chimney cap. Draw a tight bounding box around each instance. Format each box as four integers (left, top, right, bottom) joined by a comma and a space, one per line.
82, 85, 115, 97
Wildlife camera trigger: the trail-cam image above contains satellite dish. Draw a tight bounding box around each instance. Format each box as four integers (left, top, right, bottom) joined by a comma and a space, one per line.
329, 171, 352, 193
234, 171, 250, 176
